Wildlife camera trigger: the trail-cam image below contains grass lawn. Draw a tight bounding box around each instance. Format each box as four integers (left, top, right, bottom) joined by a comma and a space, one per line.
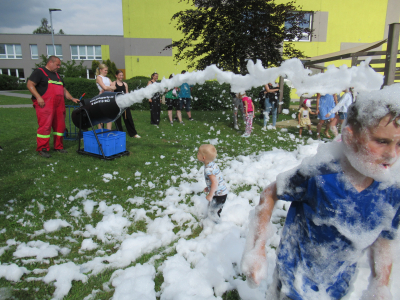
0, 98, 313, 299
0, 95, 33, 105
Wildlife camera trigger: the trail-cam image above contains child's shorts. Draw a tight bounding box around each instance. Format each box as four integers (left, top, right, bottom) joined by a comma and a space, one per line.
207, 194, 227, 223
338, 112, 347, 120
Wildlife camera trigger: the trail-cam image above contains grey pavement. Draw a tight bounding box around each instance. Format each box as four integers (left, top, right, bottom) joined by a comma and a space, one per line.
0, 90, 32, 108
0, 90, 32, 98
0, 104, 32, 108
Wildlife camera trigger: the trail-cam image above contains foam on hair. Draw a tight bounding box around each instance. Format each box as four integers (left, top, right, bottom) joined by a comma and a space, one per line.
346, 83, 400, 132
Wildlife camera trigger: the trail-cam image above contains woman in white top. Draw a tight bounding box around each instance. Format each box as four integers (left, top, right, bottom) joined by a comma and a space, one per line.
95, 64, 116, 130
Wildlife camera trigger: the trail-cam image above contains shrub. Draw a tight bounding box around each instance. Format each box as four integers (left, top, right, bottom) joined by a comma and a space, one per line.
283, 82, 291, 109
63, 78, 99, 105
0, 74, 20, 90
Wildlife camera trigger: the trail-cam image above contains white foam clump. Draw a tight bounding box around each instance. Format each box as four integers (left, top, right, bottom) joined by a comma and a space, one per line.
116, 58, 383, 108
282, 109, 289, 114
13, 240, 68, 260
0, 263, 29, 282
43, 262, 87, 300
83, 200, 98, 217
111, 263, 156, 300
43, 219, 72, 233
80, 238, 98, 251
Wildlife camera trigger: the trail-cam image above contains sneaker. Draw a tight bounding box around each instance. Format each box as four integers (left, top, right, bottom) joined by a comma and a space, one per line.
299, 135, 302, 138
317, 134, 321, 140
180, 121, 185, 125
39, 149, 51, 158
170, 121, 173, 125
242, 133, 250, 137
134, 134, 141, 138
188, 118, 194, 121
271, 126, 276, 130
234, 125, 239, 130
308, 130, 312, 135
261, 126, 267, 131
54, 149, 68, 153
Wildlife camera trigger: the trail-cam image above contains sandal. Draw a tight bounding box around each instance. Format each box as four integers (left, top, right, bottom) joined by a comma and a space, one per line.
324, 132, 331, 138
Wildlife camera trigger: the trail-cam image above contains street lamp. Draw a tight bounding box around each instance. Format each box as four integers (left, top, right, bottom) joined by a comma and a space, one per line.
49, 8, 62, 57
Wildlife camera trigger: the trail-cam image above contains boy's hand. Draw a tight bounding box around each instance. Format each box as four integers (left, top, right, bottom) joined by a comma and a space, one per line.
206, 194, 212, 201
204, 187, 209, 193
241, 246, 268, 288
325, 113, 330, 118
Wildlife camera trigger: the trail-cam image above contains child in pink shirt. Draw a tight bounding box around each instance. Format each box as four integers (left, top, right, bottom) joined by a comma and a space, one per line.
241, 93, 255, 137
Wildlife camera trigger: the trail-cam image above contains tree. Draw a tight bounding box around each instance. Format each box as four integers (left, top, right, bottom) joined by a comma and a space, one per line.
165, 0, 312, 74
34, 55, 87, 78
33, 18, 65, 34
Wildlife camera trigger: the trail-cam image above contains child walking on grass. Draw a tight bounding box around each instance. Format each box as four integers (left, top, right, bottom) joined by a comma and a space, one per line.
197, 144, 228, 223
241, 93, 255, 137
298, 99, 316, 138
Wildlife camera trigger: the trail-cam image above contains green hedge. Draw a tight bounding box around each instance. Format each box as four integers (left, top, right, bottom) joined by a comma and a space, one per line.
0, 74, 20, 90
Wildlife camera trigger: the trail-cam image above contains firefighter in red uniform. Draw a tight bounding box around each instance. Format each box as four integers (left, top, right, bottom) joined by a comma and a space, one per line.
27, 56, 79, 158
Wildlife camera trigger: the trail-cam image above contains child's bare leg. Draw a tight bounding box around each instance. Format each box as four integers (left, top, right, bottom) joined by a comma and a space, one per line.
168, 110, 173, 122
317, 120, 324, 137
177, 110, 183, 123
329, 118, 338, 137
299, 127, 303, 136
106, 122, 112, 130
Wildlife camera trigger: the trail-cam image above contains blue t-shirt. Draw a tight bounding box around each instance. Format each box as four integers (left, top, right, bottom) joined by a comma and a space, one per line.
276, 163, 400, 300
318, 94, 336, 120
179, 83, 192, 98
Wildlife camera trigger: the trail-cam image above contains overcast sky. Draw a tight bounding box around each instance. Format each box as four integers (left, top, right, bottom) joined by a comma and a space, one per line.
0, 0, 123, 35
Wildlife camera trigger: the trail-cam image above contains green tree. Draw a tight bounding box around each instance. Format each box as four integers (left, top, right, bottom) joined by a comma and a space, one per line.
165, 0, 312, 74
34, 55, 87, 78
33, 18, 65, 34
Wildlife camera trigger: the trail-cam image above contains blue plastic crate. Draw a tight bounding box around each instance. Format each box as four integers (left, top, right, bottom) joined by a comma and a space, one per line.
83, 129, 126, 157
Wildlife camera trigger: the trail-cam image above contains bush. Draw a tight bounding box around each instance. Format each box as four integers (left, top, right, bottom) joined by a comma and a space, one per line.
0, 74, 20, 90
283, 82, 291, 109
63, 78, 99, 105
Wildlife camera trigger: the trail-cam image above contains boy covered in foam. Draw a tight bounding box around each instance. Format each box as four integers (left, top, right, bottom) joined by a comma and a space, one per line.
241, 84, 400, 300
197, 144, 228, 223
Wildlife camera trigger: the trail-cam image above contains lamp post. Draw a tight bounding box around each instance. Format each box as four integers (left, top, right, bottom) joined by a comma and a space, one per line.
49, 8, 62, 57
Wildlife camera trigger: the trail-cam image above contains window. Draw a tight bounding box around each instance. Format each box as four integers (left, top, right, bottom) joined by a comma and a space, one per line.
30, 45, 39, 59
87, 69, 95, 79
0, 68, 25, 80
71, 45, 102, 60
0, 44, 22, 59
285, 12, 313, 42
46, 44, 63, 59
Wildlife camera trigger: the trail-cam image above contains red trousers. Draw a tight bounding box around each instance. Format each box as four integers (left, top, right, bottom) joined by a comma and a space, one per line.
33, 68, 65, 151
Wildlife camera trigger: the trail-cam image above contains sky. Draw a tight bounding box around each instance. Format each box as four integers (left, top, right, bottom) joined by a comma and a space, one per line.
0, 0, 123, 35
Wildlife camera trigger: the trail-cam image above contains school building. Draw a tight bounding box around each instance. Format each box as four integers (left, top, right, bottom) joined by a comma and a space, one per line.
1, 0, 399, 82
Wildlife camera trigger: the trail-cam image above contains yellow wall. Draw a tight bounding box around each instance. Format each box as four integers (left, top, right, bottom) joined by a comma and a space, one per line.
122, 0, 396, 86
280, 0, 389, 67
101, 45, 110, 61
122, 0, 194, 79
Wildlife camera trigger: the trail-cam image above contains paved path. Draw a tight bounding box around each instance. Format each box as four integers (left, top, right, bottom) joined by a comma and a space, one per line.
0, 90, 31, 98
0, 104, 32, 108
0, 90, 32, 108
